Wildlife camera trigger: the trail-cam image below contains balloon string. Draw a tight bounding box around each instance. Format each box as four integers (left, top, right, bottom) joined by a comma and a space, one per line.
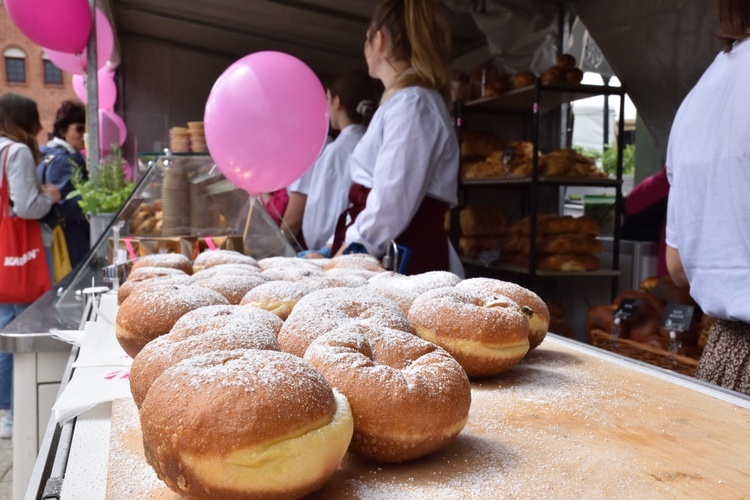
243, 197, 254, 242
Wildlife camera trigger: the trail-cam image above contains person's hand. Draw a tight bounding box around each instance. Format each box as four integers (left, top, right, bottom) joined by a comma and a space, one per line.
298, 246, 332, 259
43, 184, 61, 203
303, 252, 326, 259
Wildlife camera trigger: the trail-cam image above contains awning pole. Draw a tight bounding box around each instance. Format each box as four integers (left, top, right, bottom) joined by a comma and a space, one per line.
86, 0, 100, 184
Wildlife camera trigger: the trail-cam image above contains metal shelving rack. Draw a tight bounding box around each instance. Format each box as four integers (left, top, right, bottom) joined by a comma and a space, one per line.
453, 78, 627, 300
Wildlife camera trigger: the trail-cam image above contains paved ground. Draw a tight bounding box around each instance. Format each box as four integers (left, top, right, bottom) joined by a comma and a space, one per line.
0, 437, 11, 499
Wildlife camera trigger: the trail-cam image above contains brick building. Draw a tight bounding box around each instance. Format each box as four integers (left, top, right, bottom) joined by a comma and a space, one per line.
1, 1, 78, 145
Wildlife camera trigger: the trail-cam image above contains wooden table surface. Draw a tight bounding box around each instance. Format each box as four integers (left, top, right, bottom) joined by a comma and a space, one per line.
106, 336, 750, 499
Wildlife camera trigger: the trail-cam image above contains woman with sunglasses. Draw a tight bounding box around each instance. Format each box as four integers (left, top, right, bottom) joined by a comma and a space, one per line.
38, 100, 90, 267
330, 0, 462, 276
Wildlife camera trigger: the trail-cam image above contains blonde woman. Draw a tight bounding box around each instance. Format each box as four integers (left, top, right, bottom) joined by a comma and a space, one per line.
331, 0, 461, 276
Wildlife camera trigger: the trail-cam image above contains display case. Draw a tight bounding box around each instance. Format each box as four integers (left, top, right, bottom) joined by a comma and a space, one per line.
54, 152, 295, 310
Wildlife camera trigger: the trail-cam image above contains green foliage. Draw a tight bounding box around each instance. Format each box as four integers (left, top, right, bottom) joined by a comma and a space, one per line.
66, 146, 135, 214
574, 143, 636, 177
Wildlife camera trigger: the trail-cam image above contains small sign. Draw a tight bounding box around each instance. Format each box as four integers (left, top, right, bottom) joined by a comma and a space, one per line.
615, 298, 641, 320
503, 147, 515, 176
662, 304, 695, 333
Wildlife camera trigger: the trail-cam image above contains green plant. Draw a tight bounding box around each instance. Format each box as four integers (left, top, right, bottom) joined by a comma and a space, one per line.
66, 146, 135, 214
602, 143, 636, 177
574, 143, 636, 177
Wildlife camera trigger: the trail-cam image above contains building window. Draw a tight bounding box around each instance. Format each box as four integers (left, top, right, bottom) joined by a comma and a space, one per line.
6, 58, 25, 82
43, 60, 63, 84
4, 48, 26, 83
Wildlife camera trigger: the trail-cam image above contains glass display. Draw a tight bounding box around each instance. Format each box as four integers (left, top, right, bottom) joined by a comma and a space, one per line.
54, 151, 295, 308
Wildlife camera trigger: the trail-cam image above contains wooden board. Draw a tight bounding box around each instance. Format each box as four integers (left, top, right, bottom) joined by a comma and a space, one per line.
107, 338, 750, 498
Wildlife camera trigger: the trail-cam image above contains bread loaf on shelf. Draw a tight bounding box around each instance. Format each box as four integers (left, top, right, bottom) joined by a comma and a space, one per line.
502, 233, 604, 256
459, 236, 505, 259
460, 206, 508, 237
500, 215, 603, 271
460, 129, 505, 159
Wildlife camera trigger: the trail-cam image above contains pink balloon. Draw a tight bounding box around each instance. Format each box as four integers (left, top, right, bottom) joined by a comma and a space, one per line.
92, 8, 115, 71
46, 49, 86, 75
72, 68, 117, 110
99, 109, 127, 156
5, 0, 91, 53
204, 51, 329, 194
72, 75, 86, 102
43, 9, 114, 74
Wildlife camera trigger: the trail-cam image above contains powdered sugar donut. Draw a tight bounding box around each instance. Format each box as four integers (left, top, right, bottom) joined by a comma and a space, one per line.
115, 284, 229, 358
191, 264, 265, 281
324, 267, 381, 280
140, 350, 353, 499
192, 249, 259, 272
192, 273, 270, 305
408, 286, 530, 378
303, 274, 368, 289
128, 266, 188, 281
130, 253, 193, 275
457, 278, 550, 351
323, 254, 385, 273
240, 281, 318, 320
167, 304, 283, 341
117, 273, 194, 305
130, 306, 282, 408
257, 256, 322, 272
278, 288, 412, 357
262, 266, 324, 282
304, 324, 471, 463
365, 271, 463, 314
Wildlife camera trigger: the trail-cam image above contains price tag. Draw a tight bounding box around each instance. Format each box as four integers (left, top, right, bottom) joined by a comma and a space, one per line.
661, 304, 695, 333
502, 147, 515, 176
615, 298, 641, 320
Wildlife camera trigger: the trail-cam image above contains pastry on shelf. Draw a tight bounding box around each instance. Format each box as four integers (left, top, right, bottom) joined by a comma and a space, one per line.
130, 200, 164, 235
512, 71, 536, 88
509, 214, 601, 237
460, 205, 508, 237
461, 129, 505, 159
459, 236, 506, 259
461, 159, 503, 179
539, 54, 584, 86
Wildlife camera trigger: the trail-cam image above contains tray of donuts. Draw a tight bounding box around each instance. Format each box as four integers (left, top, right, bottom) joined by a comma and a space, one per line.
110, 251, 552, 498
585, 275, 709, 377
500, 214, 604, 271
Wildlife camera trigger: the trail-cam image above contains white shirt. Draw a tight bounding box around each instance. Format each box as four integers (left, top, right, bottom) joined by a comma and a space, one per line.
666, 39, 750, 322
302, 124, 365, 249
287, 135, 333, 194
345, 85, 459, 256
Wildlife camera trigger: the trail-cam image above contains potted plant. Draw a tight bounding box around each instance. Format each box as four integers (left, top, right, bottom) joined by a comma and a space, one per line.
67, 145, 135, 244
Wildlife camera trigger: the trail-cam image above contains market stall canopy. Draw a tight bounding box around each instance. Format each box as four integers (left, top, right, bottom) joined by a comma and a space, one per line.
110, 0, 721, 158
111, 0, 486, 75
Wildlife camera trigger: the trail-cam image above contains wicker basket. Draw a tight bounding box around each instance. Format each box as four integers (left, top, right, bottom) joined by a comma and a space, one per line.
588, 328, 699, 377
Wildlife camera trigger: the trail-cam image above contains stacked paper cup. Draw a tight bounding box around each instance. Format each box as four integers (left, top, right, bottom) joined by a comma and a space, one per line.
170, 127, 190, 153
188, 121, 206, 153
161, 160, 191, 236
189, 181, 211, 233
